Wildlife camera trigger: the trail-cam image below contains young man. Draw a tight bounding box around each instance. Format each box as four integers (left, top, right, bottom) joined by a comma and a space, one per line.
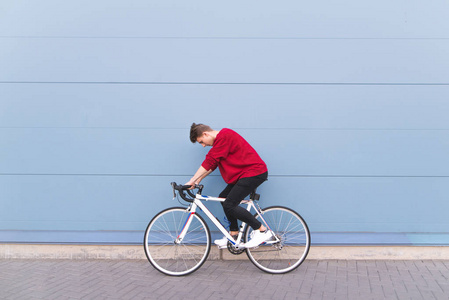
185, 123, 270, 248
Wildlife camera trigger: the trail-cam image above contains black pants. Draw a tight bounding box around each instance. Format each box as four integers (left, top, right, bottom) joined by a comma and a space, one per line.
219, 172, 268, 231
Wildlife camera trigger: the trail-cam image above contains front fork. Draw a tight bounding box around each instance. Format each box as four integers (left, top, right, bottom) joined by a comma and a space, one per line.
175, 205, 197, 244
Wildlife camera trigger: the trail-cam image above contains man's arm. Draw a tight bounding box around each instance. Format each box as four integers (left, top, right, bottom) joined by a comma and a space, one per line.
185, 165, 213, 187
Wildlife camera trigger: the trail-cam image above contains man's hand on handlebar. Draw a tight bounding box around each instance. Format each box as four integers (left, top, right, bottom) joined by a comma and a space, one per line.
184, 179, 199, 190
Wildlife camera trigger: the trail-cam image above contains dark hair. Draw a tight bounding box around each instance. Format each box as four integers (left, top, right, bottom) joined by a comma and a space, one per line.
190, 123, 213, 143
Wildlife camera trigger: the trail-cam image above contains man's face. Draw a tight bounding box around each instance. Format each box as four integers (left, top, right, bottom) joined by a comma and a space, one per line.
197, 132, 214, 147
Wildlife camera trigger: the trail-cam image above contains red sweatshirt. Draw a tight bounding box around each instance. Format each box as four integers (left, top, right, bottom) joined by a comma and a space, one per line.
201, 128, 268, 184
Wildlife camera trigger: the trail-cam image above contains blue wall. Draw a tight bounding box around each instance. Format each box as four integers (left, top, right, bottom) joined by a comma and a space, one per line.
1, 0, 448, 245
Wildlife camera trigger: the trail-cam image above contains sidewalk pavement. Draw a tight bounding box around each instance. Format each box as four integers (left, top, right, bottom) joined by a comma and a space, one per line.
0, 259, 448, 300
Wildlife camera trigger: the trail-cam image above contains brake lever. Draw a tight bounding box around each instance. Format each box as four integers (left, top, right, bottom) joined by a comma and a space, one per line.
170, 182, 177, 200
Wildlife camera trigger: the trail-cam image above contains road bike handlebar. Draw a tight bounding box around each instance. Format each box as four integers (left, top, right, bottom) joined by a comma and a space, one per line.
171, 182, 204, 202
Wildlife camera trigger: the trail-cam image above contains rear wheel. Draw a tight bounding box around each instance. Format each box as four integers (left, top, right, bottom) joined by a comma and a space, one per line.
245, 206, 310, 274
143, 207, 211, 276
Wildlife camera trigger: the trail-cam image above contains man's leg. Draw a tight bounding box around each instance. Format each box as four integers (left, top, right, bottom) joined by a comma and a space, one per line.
222, 172, 268, 231
219, 184, 239, 234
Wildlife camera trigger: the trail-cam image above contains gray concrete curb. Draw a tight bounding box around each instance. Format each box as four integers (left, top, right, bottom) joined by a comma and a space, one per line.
1, 244, 449, 260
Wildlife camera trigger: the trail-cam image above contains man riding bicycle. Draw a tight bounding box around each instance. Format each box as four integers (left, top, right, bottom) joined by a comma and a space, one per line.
185, 123, 270, 248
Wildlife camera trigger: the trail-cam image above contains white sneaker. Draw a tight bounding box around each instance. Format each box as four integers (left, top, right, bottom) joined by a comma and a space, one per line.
214, 236, 228, 247
244, 230, 272, 248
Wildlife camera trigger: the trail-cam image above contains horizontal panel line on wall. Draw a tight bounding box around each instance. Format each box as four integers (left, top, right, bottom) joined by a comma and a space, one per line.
1, 173, 448, 178
2, 36, 449, 40
1, 127, 449, 131
3, 38, 447, 83
2, 81, 449, 86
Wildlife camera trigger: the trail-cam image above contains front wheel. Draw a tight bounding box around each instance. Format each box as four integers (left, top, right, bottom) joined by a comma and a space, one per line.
245, 206, 311, 274
143, 207, 211, 276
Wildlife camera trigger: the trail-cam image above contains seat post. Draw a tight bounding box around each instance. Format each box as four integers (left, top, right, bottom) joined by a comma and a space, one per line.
250, 189, 260, 201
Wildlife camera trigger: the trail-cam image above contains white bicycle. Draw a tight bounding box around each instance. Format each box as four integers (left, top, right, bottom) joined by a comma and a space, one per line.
143, 183, 311, 276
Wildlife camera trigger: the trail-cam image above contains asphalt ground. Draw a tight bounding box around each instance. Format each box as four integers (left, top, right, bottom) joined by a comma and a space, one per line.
0, 259, 448, 300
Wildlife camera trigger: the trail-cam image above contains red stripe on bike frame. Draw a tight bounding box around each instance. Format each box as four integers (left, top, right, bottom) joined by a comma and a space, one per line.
177, 212, 194, 239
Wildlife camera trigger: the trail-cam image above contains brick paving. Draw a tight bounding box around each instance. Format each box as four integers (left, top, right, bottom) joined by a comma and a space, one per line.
0, 259, 448, 300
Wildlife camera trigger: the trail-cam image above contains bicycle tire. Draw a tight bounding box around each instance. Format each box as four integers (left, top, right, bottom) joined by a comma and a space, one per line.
143, 207, 211, 276
245, 206, 311, 274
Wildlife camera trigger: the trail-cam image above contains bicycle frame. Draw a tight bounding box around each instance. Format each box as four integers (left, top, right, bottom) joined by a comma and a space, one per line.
176, 194, 276, 248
